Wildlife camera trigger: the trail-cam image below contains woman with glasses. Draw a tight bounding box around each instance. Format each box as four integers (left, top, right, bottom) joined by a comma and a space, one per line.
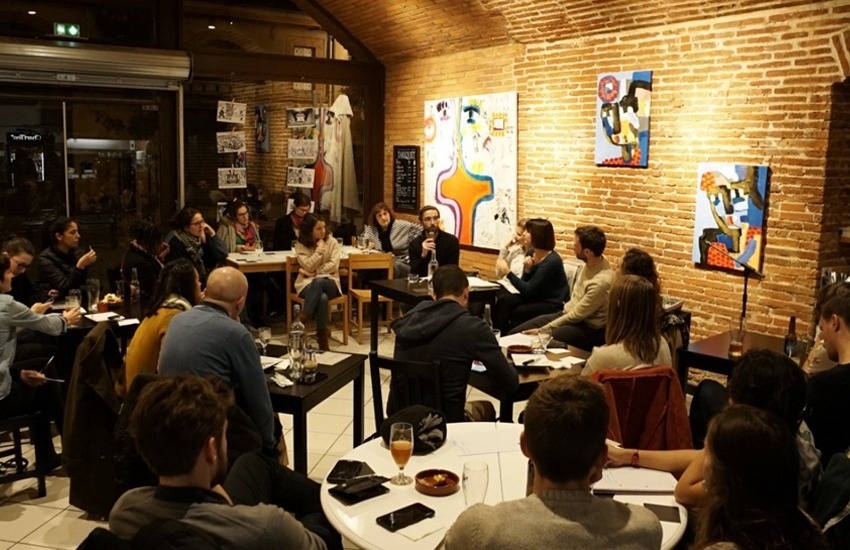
218, 199, 263, 253
164, 206, 227, 284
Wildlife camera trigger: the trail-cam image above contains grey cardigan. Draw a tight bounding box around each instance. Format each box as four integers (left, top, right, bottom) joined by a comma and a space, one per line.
0, 294, 66, 400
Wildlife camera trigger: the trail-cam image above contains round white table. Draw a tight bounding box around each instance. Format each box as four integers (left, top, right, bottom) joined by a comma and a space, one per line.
320, 423, 687, 549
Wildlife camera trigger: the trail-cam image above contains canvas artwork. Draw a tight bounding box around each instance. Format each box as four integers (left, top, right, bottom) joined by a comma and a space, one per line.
255, 106, 269, 153
595, 71, 652, 167
692, 163, 770, 272
423, 91, 517, 250
288, 138, 317, 160
287, 108, 316, 128
287, 166, 315, 189
217, 167, 247, 189
216, 101, 247, 124
216, 131, 246, 154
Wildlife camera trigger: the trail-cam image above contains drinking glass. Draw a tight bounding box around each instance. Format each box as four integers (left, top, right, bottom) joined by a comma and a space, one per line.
336, 237, 344, 248
463, 461, 489, 506
255, 240, 264, 253
389, 422, 414, 485
86, 278, 100, 310
537, 327, 553, 354
66, 289, 82, 324
728, 318, 747, 358
407, 272, 420, 287
258, 326, 272, 355
115, 280, 126, 300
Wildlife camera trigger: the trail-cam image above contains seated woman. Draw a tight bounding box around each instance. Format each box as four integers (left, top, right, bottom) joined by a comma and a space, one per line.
695, 405, 827, 549
294, 213, 341, 351
217, 199, 267, 324
491, 219, 567, 333
119, 259, 201, 399
272, 191, 311, 251
494, 218, 529, 279
0, 255, 80, 472
121, 219, 168, 301
164, 206, 227, 285
361, 202, 422, 278
582, 274, 671, 377
36, 217, 98, 299
3, 236, 46, 308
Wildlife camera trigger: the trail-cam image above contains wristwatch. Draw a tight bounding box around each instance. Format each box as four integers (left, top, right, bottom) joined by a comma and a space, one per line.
630, 449, 640, 467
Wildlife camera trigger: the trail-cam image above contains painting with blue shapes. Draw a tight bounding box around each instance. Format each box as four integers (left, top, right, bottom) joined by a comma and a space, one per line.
595, 70, 652, 167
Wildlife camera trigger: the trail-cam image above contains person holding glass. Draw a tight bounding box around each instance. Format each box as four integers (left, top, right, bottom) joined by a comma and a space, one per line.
581, 275, 671, 377
0, 255, 81, 473
492, 219, 567, 334
36, 217, 98, 299
164, 206, 227, 285
294, 213, 341, 351
361, 202, 422, 278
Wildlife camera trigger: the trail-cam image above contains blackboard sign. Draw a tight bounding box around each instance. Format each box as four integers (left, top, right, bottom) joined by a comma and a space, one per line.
393, 145, 419, 213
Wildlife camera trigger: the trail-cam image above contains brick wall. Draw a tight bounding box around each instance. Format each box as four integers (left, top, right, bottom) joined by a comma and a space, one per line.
383, 1, 850, 339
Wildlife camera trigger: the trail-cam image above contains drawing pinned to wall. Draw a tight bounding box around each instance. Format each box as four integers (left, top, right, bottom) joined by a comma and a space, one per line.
595, 71, 652, 167
216, 132, 246, 154
217, 167, 247, 189
255, 106, 269, 153
692, 163, 770, 272
286, 108, 316, 128
423, 91, 517, 250
288, 139, 317, 160
287, 166, 315, 189
216, 101, 246, 124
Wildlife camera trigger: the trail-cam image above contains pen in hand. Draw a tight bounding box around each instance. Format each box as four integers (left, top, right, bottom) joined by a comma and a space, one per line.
39, 356, 55, 373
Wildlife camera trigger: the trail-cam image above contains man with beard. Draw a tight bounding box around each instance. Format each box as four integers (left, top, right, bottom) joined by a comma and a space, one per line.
108, 375, 340, 550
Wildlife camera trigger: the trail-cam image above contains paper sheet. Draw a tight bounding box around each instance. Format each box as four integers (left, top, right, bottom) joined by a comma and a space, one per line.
453, 427, 520, 455
260, 356, 286, 369
317, 351, 350, 365
398, 518, 445, 542
512, 353, 586, 369
85, 312, 121, 323
467, 276, 500, 289
497, 333, 536, 347
594, 467, 678, 494
118, 318, 140, 327
497, 277, 520, 294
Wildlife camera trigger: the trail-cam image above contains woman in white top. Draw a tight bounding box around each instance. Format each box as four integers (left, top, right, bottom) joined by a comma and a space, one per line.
294, 213, 340, 350
582, 274, 671, 376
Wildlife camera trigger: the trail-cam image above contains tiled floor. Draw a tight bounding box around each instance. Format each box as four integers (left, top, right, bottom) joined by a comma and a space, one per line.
0, 326, 523, 549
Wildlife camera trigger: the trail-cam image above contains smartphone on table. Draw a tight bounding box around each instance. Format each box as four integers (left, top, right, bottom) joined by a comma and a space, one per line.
376, 503, 435, 532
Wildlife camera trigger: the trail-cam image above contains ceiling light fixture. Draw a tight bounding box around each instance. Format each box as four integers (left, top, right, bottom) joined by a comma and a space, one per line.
27, 10, 36, 15
208, 24, 216, 30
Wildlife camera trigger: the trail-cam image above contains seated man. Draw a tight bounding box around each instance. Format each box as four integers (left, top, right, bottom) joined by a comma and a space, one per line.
109, 375, 340, 550
408, 205, 460, 277
159, 266, 277, 456
391, 265, 518, 422
511, 226, 614, 351
445, 376, 661, 548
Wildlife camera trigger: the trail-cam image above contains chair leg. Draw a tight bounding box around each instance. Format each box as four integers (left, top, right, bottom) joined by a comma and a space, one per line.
342, 300, 349, 346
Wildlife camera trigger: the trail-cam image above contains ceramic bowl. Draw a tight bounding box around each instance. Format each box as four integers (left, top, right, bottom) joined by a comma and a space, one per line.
414, 469, 460, 497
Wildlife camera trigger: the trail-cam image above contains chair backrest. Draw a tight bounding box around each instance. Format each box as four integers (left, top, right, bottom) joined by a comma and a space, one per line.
368, 352, 442, 434
347, 252, 394, 291
590, 366, 692, 451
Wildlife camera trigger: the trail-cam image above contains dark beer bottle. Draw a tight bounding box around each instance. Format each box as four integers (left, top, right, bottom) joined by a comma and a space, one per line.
784, 316, 798, 358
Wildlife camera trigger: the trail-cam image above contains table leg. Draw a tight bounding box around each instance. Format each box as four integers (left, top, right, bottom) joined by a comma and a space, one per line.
676, 348, 688, 394
293, 409, 308, 475
353, 367, 364, 448
370, 287, 379, 355
499, 400, 514, 423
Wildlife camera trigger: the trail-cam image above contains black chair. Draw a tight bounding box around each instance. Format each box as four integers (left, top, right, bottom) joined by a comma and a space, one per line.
0, 413, 48, 498
368, 352, 442, 434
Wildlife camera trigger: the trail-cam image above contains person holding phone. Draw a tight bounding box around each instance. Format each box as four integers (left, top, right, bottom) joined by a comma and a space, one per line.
164, 206, 228, 285
0, 255, 80, 473
35, 217, 97, 299
294, 214, 341, 351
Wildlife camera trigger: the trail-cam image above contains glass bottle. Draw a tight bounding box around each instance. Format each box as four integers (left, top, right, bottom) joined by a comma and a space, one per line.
427, 250, 439, 279
289, 304, 305, 381
784, 316, 798, 358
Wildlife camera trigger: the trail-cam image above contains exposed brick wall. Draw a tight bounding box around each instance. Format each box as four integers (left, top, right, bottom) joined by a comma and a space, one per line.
382, 1, 850, 339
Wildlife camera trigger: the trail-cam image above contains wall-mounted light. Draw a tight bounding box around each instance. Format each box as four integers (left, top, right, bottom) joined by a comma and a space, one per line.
27, 10, 36, 15
208, 24, 216, 30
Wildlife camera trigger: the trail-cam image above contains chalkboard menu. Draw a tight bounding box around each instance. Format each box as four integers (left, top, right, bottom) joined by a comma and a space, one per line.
393, 145, 419, 213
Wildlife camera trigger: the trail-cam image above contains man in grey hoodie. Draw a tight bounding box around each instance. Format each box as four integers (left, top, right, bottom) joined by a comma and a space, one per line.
391, 265, 518, 422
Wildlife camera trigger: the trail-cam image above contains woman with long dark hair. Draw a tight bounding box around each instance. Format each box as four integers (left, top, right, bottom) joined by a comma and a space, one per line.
119, 259, 201, 397
121, 219, 168, 300
294, 213, 341, 350
164, 206, 227, 283
361, 201, 421, 278
582, 274, 671, 376
695, 405, 827, 549
35, 217, 98, 298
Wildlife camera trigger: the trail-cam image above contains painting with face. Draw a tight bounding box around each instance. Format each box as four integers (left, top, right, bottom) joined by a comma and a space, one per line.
692, 162, 770, 272
595, 71, 652, 167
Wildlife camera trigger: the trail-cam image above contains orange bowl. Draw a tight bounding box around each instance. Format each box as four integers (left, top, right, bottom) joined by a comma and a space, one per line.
415, 469, 460, 497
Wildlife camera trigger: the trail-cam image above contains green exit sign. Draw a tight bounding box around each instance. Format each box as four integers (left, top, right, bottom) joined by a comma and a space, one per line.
53, 23, 81, 37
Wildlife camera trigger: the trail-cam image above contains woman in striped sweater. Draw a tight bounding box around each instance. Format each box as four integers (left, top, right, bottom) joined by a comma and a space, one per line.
362, 202, 422, 278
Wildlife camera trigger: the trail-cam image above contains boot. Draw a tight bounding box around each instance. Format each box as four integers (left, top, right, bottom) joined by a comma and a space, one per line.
317, 328, 330, 351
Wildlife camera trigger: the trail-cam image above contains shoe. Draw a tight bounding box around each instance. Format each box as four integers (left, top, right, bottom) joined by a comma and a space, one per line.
317, 328, 330, 351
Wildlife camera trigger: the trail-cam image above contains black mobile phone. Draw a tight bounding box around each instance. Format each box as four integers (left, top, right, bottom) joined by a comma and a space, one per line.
643, 503, 681, 523
376, 503, 435, 532
327, 459, 373, 484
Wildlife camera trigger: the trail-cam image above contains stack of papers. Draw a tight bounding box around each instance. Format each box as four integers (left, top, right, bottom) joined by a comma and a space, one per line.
498, 333, 536, 347
467, 276, 500, 289
594, 467, 678, 494
85, 312, 123, 323
497, 277, 520, 294
260, 356, 288, 370
512, 351, 585, 369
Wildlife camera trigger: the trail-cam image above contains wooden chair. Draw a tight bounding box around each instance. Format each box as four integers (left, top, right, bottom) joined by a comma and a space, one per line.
0, 413, 48, 498
284, 255, 348, 346
368, 352, 442, 434
347, 252, 394, 344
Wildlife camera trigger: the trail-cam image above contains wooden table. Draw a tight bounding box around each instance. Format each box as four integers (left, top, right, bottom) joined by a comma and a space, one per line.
225, 246, 361, 273
677, 330, 785, 389
264, 344, 367, 475
319, 422, 686, 550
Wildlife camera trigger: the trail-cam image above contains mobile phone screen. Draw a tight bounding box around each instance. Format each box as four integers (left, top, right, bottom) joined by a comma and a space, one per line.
643, 503, 681, 523
376, 503, 435, 532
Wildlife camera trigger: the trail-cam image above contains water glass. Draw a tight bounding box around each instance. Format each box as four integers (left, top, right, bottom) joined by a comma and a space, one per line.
258, 326, 272, 355
255, 241, 264, 253
115, 280, 126, 300
463, 461, 489, 506
86, 278, 100, 310
729, 318, 747, 358
389, 422, 414, 485
407, 272, 420, 287
336, 237, 344, 248
537, 327, 553, 354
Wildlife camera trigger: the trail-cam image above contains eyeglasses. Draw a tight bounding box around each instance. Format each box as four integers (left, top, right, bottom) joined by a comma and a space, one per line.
236, 211, 250, 217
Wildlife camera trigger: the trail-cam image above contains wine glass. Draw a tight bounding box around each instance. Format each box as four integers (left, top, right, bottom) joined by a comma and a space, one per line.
67, 289, 82, 309
389, 422, 414, 485
538, 327, 553, 353
258, 326, 272, 356
463, 461, 489, 506
254, 240, 264, 254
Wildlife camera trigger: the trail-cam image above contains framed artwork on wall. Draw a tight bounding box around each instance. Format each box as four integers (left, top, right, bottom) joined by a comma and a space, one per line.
595, 70, 652, 167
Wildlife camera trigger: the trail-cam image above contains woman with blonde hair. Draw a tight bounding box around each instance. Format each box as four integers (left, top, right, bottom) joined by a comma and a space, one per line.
582, 274, 671, 376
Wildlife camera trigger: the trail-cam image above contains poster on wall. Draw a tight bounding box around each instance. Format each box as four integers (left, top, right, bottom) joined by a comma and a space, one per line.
692, 163, 770, 272
255, 106, 269, 153
288, 139, 317, 160
287, 166, 315, 189
216, 132, 246, 154
286, 108, 316, 128
217, 167, 247, 189
595, 70, 652, 167
423, 92, 517, 250
216, 101, 247, 124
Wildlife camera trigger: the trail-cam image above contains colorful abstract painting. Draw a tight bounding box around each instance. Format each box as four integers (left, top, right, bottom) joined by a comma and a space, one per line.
595, 71, 652, 167
692, 163, 770, 272
423, 92, 517, 250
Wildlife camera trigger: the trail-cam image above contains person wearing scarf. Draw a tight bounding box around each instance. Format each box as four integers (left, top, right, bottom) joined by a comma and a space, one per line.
272, 191, 311, 251
217, 200, 264, 253
164, 206, 227, 284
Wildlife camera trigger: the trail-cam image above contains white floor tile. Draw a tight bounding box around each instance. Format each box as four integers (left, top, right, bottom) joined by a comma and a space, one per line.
312, 398, 355, 417
7, 475, 71, 510
20, 508, 104, 550
306, 413, 352, 435
327, 434, 355, 456
0, 541, 13, 550
0, 502, 63, 543
309, 454, 340, 482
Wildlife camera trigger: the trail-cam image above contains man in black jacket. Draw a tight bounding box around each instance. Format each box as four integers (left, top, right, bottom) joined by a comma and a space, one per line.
391, 265, 518, 422
408, 205, 460, 277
